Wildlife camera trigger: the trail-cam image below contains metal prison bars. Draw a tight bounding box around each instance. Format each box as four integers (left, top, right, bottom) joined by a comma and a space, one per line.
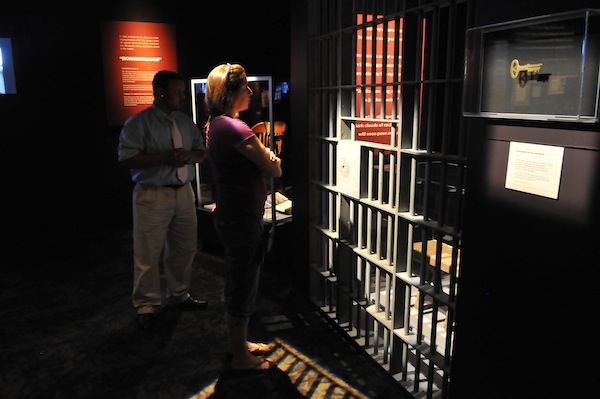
307, 1, 471, 398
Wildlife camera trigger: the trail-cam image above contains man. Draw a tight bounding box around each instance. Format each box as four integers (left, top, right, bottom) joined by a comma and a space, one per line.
118, 70, 207, 332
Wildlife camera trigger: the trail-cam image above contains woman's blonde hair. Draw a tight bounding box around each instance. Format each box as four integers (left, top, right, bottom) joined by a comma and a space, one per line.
204, 63, 247, 125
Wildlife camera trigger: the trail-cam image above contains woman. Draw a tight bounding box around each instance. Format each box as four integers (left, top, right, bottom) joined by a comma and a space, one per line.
204, 63, 282, 373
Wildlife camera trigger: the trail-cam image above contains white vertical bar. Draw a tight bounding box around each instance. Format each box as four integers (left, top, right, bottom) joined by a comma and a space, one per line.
387, 214, 393, 264
335, 193, 341, 235
367, 207, 373, 253
323, 188, 328, 227
383, 325, 389, 361
388, 152, 396, 208
350, 199, 355, 243
329, 191, 335, 232
328, 236, 332, 273
357, 203, 364, 249
404, 283, 412, 336
329, 142, 334, 185
356, 255, 362, 287
323, 234, 329, 273
391, 120, 398, 148
368, 149, 374, 199
376, 210, 383, 259
409, 157, 417, 214
365, 261, 371, 305
374, 321, 380, 355
385, 272, 391, 320
378, 150, 384, 203
375, 266, 381, 312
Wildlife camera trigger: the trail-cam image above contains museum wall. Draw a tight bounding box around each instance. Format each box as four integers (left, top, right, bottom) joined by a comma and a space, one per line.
451, 1, 600, 397
0, 1, 290, 257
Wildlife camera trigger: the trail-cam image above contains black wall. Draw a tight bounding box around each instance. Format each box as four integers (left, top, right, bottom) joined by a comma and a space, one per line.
0, 1, 290, 258
451, 1, 600, 398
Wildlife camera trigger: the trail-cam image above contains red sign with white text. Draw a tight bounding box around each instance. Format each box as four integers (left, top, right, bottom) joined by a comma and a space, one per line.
101, 21, 177, 126
355, 14, 402, 145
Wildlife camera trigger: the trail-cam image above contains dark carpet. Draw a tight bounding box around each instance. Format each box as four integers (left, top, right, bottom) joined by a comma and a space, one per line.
0, 227, 408, 399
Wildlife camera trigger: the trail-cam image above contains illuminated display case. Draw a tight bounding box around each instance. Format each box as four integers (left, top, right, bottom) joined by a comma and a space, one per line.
463, 8, 600, 123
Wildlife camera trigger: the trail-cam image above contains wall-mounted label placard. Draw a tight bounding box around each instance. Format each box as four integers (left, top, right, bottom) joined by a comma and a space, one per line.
505, 141, 564, 199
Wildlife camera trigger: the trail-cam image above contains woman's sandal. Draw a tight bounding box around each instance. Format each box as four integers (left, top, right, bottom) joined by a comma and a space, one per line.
247, 341, 274, 356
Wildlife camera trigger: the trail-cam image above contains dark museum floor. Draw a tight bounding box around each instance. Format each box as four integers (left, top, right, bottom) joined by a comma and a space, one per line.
0, 222, 410, 399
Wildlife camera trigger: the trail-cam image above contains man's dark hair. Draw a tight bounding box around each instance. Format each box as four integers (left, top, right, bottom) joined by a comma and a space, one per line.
152, 70, 184, 91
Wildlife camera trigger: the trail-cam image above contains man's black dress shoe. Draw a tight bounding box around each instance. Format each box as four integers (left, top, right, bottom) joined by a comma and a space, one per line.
176, 296, 208, 310
138, 313, 155, 332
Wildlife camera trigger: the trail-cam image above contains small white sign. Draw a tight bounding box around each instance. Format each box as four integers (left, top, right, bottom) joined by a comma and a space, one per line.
505, 141, 564, 199
336, 140, 361, 198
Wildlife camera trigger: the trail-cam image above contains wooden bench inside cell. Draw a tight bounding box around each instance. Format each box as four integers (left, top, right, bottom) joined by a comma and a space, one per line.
412, 239, 461, 327
412, 239, 460, 274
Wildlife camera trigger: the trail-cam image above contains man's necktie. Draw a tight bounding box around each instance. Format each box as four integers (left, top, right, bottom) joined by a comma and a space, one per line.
167, 115, 188, 182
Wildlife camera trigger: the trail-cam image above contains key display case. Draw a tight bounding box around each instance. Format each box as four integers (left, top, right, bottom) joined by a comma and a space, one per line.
463, 9, 600, 123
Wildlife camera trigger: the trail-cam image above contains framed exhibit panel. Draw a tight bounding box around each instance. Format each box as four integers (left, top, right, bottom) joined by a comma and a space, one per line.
463, 9, 600, 123
101, 21, 178, 126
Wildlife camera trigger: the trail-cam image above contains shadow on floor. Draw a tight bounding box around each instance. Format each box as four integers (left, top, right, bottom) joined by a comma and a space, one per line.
0, 227, 409, 399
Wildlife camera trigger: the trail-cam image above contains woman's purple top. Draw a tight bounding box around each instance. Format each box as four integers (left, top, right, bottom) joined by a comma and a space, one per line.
207, 116, 266, 220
